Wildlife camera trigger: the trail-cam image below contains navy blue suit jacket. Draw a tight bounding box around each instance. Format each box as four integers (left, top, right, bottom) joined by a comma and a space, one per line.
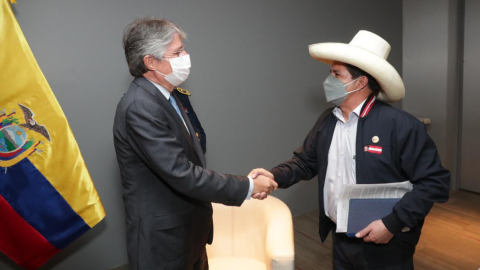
271, 95, 450, 246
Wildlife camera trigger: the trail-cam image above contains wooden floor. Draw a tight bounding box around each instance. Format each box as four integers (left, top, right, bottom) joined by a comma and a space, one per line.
292, 190, 480, 270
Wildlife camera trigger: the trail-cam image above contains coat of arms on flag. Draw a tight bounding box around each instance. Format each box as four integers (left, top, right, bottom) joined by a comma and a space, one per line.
0, 1, 105, 269
0, 104, 50, 167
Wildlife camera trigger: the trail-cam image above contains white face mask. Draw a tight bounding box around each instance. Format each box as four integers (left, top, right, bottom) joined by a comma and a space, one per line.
155, 54, 191, 86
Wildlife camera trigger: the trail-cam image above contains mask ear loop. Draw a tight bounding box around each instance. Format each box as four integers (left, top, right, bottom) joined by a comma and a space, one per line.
145, 55, 169, 76
153, 58, 172, 77
343, 76, 368, 95
343, 76, 361, 87
154, 70, 168, 77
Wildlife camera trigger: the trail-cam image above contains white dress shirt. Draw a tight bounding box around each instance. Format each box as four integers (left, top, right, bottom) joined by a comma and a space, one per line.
324, 98, 367, 224
147, 79, 254, 200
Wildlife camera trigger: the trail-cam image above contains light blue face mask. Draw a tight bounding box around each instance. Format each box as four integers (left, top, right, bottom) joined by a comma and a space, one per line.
323, 74, 362, 106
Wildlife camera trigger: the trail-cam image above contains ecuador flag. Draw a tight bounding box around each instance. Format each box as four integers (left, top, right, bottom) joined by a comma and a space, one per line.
0, 1, 106, 269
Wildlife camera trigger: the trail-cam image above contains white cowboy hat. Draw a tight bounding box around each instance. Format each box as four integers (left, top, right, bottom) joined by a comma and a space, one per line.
309, 30, 405, 103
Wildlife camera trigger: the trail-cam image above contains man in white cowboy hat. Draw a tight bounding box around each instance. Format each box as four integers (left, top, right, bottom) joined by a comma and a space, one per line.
251, 30, 450, 269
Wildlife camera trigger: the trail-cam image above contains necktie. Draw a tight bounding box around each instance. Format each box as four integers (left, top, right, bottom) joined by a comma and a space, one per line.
169, 94, 183, 119
169, 94, 190, 134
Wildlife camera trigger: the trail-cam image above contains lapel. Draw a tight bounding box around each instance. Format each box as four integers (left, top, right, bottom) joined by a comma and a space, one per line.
133, 77, 205, 166
173, 94, 206, 167
355, 94, 377, 184
359, 94, 376, 119
318, 111, 337, 184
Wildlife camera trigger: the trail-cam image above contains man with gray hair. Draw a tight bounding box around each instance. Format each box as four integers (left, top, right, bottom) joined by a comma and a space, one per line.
113, 18, 277, 270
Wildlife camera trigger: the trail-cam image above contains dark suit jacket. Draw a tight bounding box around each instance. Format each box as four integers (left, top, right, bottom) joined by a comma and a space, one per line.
271, 95, 450, 248
113, 77, 249, 270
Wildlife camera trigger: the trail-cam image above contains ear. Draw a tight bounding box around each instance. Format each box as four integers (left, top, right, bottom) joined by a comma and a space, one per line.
358, 76, 369, 90
143, 55, 156, 71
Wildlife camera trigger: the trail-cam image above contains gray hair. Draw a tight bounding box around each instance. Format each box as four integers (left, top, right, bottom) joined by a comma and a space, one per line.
122, 17, 186, 77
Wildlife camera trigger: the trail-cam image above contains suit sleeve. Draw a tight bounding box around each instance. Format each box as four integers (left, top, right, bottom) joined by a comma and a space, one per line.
125, 99, 249, 206
382, 116, 450, 233
270, 110, 331, 188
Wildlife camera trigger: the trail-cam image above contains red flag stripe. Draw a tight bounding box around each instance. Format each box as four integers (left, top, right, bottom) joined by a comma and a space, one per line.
0, 195, 59, 270
368, 145, 383, 154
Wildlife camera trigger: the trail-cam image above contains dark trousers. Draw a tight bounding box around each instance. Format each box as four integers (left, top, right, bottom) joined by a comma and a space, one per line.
332, 232, 415, 270
192, 248, 209, 270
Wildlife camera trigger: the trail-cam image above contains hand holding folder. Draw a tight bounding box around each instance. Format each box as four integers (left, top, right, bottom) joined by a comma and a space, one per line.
336, 181, 413, 233
346, 198, 400, 237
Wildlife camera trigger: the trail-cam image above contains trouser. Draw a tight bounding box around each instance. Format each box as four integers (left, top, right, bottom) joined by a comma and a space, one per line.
332, 231, 415, 270
192, 248, 209, 270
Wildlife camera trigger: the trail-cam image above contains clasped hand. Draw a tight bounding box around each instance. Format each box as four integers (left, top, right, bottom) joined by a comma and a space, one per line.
248, 168, 278, 200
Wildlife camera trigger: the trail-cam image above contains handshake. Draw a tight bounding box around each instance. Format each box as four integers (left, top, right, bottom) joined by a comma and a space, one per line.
248, 168, 278, 200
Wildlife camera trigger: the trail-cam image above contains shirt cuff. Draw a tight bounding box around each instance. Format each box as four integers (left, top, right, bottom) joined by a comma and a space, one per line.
245, 176, 254, 200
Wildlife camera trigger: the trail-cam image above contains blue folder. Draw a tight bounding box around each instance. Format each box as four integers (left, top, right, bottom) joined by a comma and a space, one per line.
346, 198, 400, 237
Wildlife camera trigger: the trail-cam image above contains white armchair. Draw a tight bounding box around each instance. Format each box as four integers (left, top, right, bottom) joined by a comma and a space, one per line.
207, 196, 295, 270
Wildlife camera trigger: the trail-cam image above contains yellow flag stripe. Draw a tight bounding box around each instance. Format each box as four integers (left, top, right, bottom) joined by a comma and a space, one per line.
0, 0, 105, 228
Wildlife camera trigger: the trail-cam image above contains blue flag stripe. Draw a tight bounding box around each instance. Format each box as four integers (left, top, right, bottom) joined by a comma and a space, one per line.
0, 159, 90, 249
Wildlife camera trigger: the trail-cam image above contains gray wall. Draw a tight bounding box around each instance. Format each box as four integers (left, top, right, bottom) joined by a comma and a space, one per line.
2, 0, 402, 269
402, 0, 461, 187
460, 0, 480, 192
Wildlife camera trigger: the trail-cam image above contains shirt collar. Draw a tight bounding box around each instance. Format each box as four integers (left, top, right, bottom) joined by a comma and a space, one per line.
332, 98, 368, 123
145, 78, 172, 100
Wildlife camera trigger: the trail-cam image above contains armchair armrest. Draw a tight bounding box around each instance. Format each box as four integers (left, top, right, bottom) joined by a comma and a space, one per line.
266, 197, 295, 270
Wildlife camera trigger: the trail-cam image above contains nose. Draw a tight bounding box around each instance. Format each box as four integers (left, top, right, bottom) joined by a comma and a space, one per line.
180, 50, 188, 56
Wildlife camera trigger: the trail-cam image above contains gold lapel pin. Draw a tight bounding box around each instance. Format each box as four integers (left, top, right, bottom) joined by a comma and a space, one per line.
372, 136, 380, 143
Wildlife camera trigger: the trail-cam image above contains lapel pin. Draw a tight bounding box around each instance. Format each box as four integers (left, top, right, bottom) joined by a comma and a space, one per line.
372, 136, 380, 143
